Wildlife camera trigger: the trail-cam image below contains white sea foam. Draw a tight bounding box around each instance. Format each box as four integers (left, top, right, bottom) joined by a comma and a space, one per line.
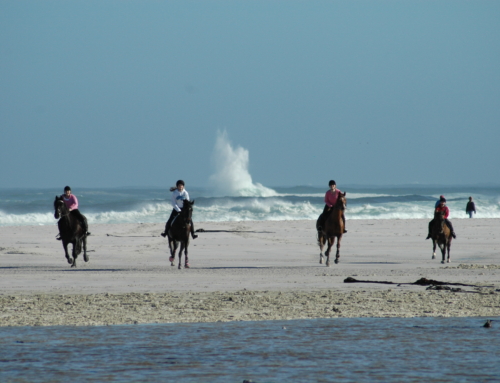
208, 131, 277, 197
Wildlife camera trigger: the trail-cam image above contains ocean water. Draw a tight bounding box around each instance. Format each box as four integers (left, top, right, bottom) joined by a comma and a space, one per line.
1, 317, 499, 382
0, 185, 499, 227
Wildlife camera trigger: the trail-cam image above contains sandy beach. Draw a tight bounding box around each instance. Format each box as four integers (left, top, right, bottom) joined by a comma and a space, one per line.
1, 219, 499, 326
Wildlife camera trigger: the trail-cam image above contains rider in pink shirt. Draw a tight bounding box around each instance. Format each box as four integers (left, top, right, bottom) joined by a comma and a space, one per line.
317, 180, 347, 233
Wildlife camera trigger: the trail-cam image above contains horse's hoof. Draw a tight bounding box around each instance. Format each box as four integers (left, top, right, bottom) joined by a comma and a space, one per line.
66, 257, 73, 265
447, 259, 450, 263
441, 260, 445, 264
185, 263, 190, 268
178, 265, 181, 270
334, 258, 339, 264
71, 263, 76, 268
84, 254, 89, 262
170, 262, 175, 267
432, 255, 435, 260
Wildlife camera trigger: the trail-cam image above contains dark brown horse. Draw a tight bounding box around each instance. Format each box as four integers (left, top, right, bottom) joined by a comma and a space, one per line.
167, 200, 194, 269
53, 196, 88, 267
430, 209, 452, 263
317, 192, 346, 266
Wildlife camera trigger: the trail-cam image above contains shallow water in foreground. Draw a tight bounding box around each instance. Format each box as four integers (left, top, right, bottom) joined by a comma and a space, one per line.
1, 317, 499, 382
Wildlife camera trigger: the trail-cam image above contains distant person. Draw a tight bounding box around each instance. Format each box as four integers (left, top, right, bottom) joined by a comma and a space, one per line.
317, 180, 347, 233
466, 196, 476, 218
161, 180, 197, 239
426, 196, 456, 239
57, 186, 90, 239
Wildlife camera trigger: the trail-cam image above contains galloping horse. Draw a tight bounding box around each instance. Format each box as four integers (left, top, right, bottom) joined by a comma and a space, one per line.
430, 209, 452, 263
167, 200, 194, 269
317, 192, 346, 266
53, 195, 88, 267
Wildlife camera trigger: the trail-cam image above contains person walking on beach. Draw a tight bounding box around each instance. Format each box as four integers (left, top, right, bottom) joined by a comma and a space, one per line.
317, 180, 347, 233
426, 196, 456, 239
466, 196, 476, 218
161, 180, 198, 239
57, 186, 90, 239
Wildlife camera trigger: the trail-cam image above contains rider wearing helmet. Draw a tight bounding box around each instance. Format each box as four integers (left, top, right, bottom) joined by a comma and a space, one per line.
317, 180, 347, 233
426, 196, 456, 239
161, 180, 197, 239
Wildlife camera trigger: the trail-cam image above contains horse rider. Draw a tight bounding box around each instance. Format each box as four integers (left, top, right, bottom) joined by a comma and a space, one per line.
317, 180, 347, 233
426, 196, 456, 239
57, 186, 90, 239
161, 180, 198, 239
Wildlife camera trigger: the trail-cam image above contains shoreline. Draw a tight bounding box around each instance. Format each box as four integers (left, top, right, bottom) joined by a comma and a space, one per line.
1, 219, 499, 326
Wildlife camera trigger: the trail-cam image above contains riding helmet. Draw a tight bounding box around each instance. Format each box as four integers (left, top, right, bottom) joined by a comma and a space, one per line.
64, 186, 71, 192
329, 180, 336, 186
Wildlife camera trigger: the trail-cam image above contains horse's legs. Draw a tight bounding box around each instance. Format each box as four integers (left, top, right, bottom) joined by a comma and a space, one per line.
440, 244, 446, 264
325, 237, 334, 267
447, 241, 451, 263
178, 243, 184, 269
334, 236, 341, 264
318, 231, 325, 264
432, 240, 436, 260
62, 241, 72, 265
168, 238, 177, 266
83, 236, 89, 262
71, 241, 77, 268
184, 242, 190, 268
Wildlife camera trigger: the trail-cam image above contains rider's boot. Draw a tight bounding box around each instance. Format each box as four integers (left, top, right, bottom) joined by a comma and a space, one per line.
425, 233, 431, 240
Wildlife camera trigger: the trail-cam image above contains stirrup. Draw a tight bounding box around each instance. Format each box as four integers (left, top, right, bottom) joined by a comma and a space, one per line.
425, 234, 431, 240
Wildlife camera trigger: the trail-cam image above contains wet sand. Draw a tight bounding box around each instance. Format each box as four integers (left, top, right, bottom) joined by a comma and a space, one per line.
1, 219, 499, 326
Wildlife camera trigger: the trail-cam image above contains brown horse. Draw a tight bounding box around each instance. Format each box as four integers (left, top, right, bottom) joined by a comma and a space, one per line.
317, 192, 346, 266
430, 209, 452, 263
167, 200, 194, 269
53, 196, 88, 267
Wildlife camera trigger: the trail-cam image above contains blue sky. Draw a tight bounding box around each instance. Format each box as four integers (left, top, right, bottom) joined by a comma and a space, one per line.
1, 1, 499, 188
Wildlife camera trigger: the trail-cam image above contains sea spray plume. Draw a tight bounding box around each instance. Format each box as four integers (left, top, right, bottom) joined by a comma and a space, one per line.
209, 131, 277, 197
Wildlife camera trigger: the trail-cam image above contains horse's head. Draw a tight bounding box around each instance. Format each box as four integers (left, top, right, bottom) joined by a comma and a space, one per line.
434, 209, 445, 221
180, 199, 194, 221
54, 195, 66, 219
335, 192, 347, 211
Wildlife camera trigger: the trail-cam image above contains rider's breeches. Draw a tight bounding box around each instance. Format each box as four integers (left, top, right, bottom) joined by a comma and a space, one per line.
164, 209, 195, 235
428, 219, 454, 233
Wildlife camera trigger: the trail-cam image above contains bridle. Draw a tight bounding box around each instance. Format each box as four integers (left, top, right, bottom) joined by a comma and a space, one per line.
55, 199, 70, 219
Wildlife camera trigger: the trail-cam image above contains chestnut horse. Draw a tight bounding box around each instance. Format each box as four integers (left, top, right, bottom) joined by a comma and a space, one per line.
53, 196, 88, 267
430, 209, 452, 263
317, 192, 346, 266
167, 200, 194, 269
